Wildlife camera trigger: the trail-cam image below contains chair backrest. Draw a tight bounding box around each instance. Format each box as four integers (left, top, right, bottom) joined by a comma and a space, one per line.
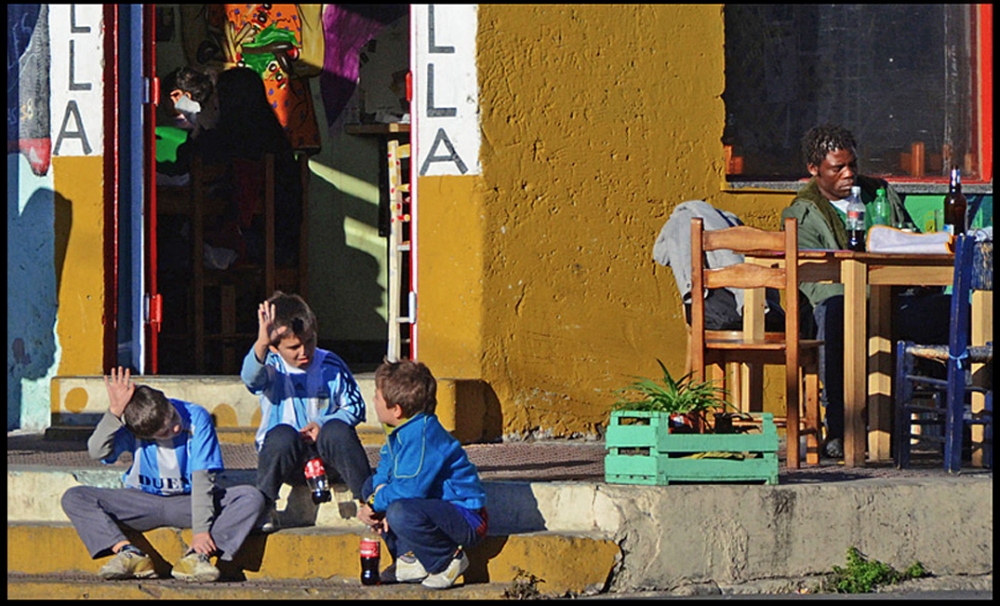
948, 233, 981, 359
231, 154, 277, 293
690, 217, 801, 371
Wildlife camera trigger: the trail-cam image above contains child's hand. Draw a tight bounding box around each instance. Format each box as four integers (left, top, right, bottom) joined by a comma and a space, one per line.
300, 422, 321, 444
254, 301, 286, 362
189, 531, 217, 556
256, 301, 283, 346
104, 367, 135, 419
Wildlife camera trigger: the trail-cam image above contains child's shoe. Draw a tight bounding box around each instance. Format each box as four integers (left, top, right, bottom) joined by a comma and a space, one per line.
256, 506, 280, 534
381, 551, 428, 583
421, 549, 469, 590
171, 552, 221, 582
99, 546, 156, 580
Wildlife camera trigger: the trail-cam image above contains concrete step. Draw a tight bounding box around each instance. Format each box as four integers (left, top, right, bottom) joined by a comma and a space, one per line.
6, 523, 618, 597
45, 424, 389, 446
6, 571, 522, 600
50, 374, 495, 444
50, 374, 380, 432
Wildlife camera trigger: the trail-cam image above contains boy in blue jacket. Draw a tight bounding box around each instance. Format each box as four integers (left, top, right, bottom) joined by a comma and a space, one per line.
358, 359, 488, 590
242, 291, 371, 531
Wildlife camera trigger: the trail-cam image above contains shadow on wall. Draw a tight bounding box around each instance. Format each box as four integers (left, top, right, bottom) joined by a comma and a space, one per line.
7, 154, 72, 431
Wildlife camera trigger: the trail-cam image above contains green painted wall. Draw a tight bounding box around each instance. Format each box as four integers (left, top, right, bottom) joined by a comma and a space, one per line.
418, 5, 794, 439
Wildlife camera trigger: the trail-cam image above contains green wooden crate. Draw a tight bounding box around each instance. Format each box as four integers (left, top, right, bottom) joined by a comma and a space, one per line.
604, 411, 779, 485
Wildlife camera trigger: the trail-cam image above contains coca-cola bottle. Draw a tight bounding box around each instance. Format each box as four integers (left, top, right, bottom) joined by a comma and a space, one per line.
846, 185, 866, 252
303, 450, 332, 504
360, 528, 381, 586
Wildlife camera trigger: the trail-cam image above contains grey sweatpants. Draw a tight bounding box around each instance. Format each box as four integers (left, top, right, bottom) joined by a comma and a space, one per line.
61, 484, 265, 561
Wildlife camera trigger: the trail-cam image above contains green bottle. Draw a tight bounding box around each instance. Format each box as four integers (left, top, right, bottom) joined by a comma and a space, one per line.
871, 188, 891, 227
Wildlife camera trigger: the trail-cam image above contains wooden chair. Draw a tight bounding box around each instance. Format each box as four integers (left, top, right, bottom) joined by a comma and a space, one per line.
191, 152, 309, 374
689, 216, 824, 467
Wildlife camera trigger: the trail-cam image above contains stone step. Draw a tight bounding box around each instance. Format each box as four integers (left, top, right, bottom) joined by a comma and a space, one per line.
6, 523, 618, 597
50, 374, 492, 444
44, 424, 389, 446
7, 572, 521, 600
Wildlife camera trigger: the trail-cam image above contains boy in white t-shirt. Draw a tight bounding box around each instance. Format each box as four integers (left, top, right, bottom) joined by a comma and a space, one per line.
61, 367, 266, 582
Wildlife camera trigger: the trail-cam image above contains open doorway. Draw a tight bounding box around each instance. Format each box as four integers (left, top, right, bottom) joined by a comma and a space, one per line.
148, 5, 410, 375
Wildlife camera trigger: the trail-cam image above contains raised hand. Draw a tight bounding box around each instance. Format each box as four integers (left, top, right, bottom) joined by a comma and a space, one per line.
104, 366, 135, 419
253, 301, 286, 362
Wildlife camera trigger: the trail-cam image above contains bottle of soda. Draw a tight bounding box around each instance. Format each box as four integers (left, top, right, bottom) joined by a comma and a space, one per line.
871, 187, 891, 227
846, 185, 866, 252
943, 166, 967, 236
303, 450, 332, 504
360, 528, 381, 586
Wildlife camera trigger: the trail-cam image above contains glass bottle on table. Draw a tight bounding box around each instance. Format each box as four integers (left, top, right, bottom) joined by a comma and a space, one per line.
943, 166, 967, 236
846, 185, 866, 252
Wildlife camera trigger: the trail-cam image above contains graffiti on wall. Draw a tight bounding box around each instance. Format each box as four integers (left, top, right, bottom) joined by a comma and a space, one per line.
7, 4, 51, 176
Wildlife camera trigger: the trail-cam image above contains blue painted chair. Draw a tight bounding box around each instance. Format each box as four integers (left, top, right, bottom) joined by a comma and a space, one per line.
893, 200, 993, 472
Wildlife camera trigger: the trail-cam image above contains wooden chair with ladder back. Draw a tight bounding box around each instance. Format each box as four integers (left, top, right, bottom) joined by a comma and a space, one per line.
190, 151, 310, 374
689, 216, 824, 468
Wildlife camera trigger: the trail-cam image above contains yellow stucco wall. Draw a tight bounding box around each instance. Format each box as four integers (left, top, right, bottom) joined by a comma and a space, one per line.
52, 155, 106, 377
417, 5, 794, 439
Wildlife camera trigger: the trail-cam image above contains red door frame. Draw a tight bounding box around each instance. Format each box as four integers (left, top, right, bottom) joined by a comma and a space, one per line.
143, 4, 162, 373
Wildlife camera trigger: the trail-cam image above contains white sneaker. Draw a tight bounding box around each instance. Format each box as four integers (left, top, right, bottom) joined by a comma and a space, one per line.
171, 552, 221, 582
382, 552, 428, 583
421, 550, 469, 590
99, 548, 156, 580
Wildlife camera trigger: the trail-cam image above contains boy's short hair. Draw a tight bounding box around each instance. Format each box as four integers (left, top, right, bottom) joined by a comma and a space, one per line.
123, 385, 175, 438
267, 291, 317, 347
164, 67, 214, 104
802, 123, 857, 168
375, 359, 437, 418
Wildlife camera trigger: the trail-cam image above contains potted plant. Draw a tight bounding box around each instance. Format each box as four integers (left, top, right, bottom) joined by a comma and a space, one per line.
611, 359, 738, 433
606, 359, 780, 485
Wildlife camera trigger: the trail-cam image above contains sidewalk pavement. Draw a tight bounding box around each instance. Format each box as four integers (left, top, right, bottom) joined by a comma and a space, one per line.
7, 430, 994, 598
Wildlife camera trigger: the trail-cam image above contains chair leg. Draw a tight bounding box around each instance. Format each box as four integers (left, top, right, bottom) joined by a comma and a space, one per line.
894, 341, 915, 469
804, 358, 821, 465
984, 390, 993, 469
785, 364, 801, 469
944, 358, 966, 474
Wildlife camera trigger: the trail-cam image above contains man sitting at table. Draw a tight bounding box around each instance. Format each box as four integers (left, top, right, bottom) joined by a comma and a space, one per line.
782, 123, 951, 460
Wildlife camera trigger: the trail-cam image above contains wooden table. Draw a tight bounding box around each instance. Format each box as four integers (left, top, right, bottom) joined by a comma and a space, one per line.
743, 250, 991, 467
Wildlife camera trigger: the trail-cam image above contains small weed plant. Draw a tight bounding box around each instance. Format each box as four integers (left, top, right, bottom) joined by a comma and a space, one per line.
503, 567, 546, 599
825, 546, 927, 593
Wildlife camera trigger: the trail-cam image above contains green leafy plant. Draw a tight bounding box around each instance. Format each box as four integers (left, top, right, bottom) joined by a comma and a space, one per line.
824, 546, 927, 593
612, 359, 737, 429
502, 567, 546, 599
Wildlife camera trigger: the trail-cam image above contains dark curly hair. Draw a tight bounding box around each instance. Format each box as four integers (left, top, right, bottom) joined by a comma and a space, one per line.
802, 123, 857, 168
163, 67, 214, 104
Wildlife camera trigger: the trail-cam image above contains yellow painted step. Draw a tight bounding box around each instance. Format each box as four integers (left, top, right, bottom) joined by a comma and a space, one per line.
8, 523, 619, 596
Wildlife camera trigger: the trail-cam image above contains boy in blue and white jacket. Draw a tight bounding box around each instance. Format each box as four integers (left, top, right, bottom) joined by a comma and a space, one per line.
358, 360, 488, 590
61, 367, 266, 582
242, 291, 370, 530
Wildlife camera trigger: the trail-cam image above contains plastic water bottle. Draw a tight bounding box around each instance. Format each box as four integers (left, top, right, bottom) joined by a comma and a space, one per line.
304, 452, 332, 504
871, 187, 891, 227
846, 185, 866, 252
360, 529, 381, 586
